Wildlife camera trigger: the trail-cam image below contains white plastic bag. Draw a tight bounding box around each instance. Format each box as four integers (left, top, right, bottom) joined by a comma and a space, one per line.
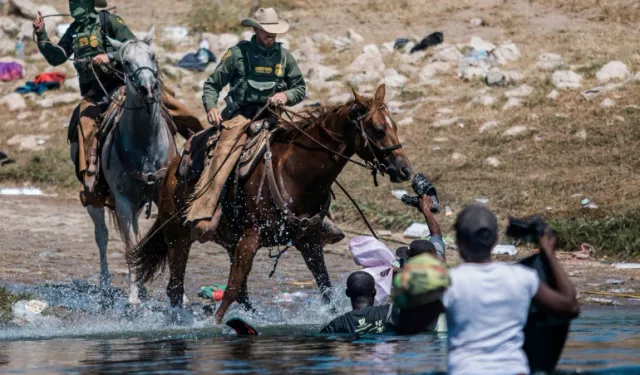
348, 236, 395, 305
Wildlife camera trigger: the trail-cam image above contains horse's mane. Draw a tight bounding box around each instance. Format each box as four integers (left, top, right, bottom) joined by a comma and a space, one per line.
277, 96, 379, 140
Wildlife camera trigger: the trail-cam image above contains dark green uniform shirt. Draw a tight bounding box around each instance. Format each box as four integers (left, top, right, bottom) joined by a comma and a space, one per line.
202, 35, 306, 113
36, 12, 135, 95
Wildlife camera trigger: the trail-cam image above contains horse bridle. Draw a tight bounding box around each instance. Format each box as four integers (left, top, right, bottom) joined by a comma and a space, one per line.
348, 107, 403, 185
121, 42, 160, 103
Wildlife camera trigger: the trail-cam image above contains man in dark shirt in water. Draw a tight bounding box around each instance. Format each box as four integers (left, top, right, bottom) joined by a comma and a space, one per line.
321, 253, 448, 335
320, 271, 394, 334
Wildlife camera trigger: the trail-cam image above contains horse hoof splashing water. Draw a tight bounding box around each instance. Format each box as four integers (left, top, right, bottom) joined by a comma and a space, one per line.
132, 84, 413, 323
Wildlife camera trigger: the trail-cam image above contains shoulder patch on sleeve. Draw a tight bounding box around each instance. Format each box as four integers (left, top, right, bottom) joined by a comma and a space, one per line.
221, 49, 232, 62
116, 17, 125, 25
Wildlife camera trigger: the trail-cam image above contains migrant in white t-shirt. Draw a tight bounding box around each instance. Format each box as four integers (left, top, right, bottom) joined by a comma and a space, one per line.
442, 262, 540, 375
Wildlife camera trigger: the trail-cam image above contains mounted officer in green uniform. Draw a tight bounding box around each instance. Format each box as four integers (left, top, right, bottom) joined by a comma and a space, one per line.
33, 0, 206, 206
187, 7, 307, 241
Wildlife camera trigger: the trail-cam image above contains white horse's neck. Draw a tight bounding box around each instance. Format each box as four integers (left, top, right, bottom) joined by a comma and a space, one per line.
117, 86, 169, 173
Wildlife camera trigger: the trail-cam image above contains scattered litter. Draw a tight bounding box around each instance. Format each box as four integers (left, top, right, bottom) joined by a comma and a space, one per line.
14, 39, 24, 60
410, 32, 443, 54
391, 189, 408, 200
475, 197, 489, 204
394, 38, 410, 50
492, 244, 518, 256
606, 279, 625, 285
581, 75, 635, 100
0, 62, 23, 82
162, 26, 189, 43
197, 284, 226, 302
432, 146, 441, 151
0, 187, 43, 196
614, 263, 640, 270
573, 243, 595, 259
586, 297, 621, 306
458, 49, 491, 80
378, 230, 392, 237
445, 206, 452, 217
469, 18, 485, 27
0, 151, 16, 167
16, 72, 67, 95
403, 223, 431, 238
581, 198, 598, 209
176, 44, 216, 72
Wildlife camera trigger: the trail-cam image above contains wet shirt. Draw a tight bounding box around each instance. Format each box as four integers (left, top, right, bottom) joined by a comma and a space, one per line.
320, 305, 393, 334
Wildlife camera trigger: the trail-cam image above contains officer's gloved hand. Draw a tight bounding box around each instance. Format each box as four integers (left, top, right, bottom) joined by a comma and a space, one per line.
207, 108, 223, 127
268, 92, 287, 106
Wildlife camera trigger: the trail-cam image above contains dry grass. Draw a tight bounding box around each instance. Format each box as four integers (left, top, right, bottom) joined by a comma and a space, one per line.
532, 0, 640, 23
0, 287, 30, 325
187, 0, 304, 34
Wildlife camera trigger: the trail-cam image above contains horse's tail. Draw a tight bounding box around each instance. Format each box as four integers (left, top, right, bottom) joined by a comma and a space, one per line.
130, 217, 168, 284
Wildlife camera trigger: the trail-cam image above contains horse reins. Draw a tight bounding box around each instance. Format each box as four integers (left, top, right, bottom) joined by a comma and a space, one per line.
270, 105, 405, 241
132, 103, 272, 251
273, 106, 402, 187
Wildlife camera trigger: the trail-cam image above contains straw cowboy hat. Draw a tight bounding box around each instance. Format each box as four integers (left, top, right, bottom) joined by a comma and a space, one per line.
241, 8, 290, 34
94, 0, 108, 8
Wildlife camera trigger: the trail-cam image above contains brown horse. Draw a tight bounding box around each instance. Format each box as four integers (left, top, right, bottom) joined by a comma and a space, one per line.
132, 84, 412, 322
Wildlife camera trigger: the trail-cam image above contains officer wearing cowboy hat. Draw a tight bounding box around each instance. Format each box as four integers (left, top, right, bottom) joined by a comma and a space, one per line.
191, 7, 306, 240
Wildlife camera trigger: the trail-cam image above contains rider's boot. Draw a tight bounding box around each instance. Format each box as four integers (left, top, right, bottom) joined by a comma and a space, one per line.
79, 137, 107, 208
186, 116, 251, 237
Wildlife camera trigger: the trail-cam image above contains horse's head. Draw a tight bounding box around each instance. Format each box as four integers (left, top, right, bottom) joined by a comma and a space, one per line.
349, 84, 413, 183
108, 26, 159, 103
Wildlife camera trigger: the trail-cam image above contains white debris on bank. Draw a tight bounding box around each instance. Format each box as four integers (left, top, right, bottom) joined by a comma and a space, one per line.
0, 187, 43, 196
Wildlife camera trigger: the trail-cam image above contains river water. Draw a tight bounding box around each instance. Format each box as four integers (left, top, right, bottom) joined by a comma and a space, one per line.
0, 283, 638, 375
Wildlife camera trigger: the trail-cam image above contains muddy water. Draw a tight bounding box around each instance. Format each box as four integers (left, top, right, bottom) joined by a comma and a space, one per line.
1, 306, 639, 374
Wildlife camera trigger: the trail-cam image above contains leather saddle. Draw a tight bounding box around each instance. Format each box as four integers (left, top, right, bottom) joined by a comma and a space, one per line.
177, 119, 277, 182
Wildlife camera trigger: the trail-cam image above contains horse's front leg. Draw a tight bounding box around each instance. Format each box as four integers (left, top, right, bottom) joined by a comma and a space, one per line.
114, 192, 144, 305
86, 206, 111, 289
215, 229, 260, 324
297, 237, 332, 304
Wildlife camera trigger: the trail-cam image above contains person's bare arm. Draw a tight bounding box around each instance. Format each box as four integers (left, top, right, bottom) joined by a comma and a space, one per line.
418, 196, 442, 238
533, 228, 580, 318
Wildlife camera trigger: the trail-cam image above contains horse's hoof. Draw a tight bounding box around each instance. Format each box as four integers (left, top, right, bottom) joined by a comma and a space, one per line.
128, 295, 142, 305
99, 275, 112, 290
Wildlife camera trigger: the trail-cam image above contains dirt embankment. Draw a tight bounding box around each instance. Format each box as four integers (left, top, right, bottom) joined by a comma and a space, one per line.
1, 0, 640, 264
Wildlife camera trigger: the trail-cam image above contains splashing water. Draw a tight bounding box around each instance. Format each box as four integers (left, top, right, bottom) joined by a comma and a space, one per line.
0, 281, 639, 375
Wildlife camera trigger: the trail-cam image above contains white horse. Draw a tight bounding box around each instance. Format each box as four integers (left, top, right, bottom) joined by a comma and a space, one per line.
72, 26, 178, 304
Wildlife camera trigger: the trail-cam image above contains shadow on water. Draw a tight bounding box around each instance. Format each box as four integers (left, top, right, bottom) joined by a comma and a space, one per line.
0, 281, 638, 374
